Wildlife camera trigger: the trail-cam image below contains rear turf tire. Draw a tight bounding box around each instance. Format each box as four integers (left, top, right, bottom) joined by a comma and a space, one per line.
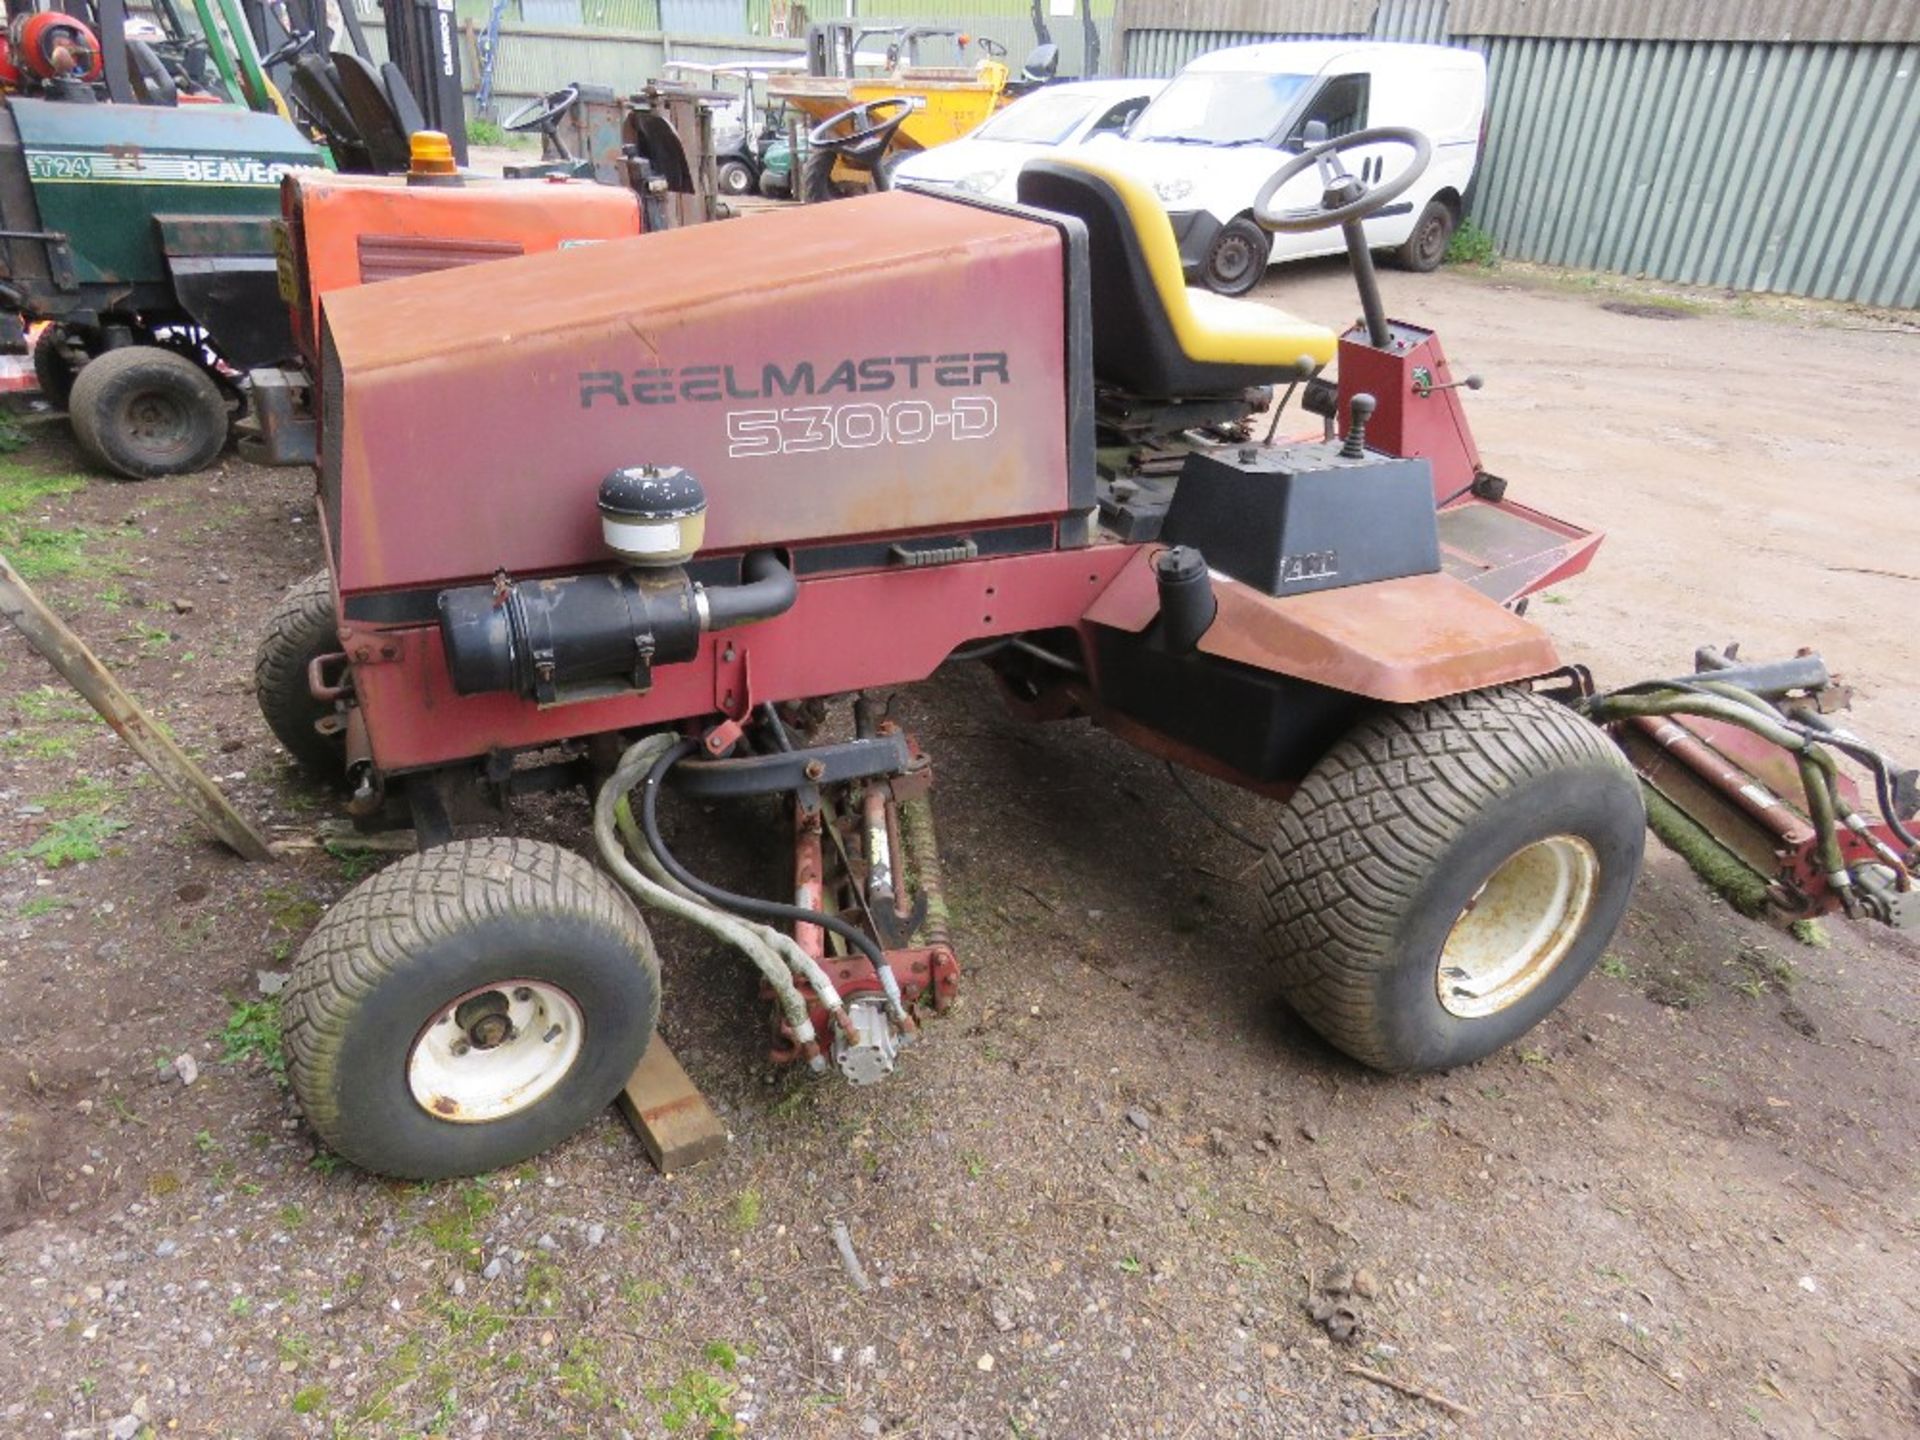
283, 837, 662, 1180
68, 344, 229, 479
1257, 687, 1643, 1072
254, 569, 346, 783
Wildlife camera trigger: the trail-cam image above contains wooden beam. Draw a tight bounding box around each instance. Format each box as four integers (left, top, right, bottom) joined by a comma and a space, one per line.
615, 1039, 728, 1173
0, 553, 275, 863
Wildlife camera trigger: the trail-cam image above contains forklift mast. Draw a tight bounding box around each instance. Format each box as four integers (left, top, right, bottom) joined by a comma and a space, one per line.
380, 0, 465, 163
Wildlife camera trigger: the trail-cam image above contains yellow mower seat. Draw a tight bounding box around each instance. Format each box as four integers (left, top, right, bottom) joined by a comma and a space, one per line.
1017, 156, 1335, 398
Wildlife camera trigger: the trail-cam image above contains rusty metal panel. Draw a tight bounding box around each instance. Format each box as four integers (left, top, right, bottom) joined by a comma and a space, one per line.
323, 190, 1074, 594
1453, 0, 1920, 43
1085, 549, 1561, 702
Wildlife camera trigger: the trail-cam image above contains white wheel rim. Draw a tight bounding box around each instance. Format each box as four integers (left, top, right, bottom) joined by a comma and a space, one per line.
407, 980, 585, 1123
1437, 836, 1599, 1019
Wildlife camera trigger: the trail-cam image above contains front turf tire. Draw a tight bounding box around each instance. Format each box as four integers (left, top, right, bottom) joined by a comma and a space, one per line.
283, 838, 662, 1180
1258, 687, 1643, 1072
254, 569, 345, 783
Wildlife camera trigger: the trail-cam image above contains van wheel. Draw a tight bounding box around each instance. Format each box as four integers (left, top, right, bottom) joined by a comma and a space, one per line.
1257, 687, 1643, 1072
1200, 216, 1269, 296
717, 157, 756, 195
1395, 199, 1456, 272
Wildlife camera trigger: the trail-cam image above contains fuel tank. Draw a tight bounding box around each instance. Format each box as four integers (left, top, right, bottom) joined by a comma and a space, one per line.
317, 189, 1082, 600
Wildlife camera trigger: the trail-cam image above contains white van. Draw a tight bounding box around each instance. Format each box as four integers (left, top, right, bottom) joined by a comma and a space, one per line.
1099, 41, 1486, 293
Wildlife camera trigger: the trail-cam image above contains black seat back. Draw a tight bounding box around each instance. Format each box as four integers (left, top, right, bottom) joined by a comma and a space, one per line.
334, 50, 412, 173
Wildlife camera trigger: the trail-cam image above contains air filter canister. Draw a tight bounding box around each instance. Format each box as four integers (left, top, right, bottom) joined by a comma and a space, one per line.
598, 464, 707, 566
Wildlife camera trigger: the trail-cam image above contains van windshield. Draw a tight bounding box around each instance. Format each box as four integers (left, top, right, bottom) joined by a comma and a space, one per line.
1131, 70, 1312, 145
975, 90, 1102, 145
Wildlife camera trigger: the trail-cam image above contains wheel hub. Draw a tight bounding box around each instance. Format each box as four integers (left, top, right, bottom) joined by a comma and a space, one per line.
409, 979, 585, 1122
1213, 236, 1255, 282
1437, 835, 1599, 1019
126, 392, 190, 451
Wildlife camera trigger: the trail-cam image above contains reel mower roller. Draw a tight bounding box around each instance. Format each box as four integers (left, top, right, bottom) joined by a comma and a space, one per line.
266, 126, 1661, 1179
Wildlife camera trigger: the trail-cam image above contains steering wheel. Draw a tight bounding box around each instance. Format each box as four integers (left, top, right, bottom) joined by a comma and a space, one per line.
808, 96, 913, 166
975, 36, 1007, 58
503, 84, 580, 134
1252, 125, 1432, 234
259, 29, 317, 69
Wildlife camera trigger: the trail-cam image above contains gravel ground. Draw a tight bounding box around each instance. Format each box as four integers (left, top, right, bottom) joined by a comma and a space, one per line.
1, 257, 1917, 1440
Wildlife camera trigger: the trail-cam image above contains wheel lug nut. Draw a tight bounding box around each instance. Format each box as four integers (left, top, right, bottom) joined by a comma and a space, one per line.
513, 987, 533, 1002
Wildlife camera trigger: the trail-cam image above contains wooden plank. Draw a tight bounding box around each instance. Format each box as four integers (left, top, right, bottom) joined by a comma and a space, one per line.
616, 1039, 728, 1173
0, 552, 276, 863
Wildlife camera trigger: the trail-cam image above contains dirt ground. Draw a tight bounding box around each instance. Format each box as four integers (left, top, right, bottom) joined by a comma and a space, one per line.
2, 257, 1917, 1440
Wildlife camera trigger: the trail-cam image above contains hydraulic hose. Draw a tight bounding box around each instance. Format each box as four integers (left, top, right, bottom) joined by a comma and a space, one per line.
593, 735, 834, 1070
1596, 677, 1920, 853
610, 782, 852, 1038
641, 737, 913, 1027
1586, 686, 1864, 911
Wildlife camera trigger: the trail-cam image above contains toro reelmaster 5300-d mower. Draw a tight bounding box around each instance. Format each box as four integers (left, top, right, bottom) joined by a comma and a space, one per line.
259, 127, 1917, 1180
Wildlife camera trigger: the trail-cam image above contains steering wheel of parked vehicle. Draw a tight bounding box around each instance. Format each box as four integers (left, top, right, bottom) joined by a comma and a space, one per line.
1252, 126, 1433, 234
503, 85, 580, 133
808, 96, 914, 165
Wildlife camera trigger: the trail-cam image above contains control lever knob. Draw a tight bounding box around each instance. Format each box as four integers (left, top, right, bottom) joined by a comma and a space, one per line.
1340, 393, 1376, 459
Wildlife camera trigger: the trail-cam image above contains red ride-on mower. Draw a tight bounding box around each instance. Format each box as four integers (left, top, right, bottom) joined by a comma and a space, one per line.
252, 127, 1826, 1179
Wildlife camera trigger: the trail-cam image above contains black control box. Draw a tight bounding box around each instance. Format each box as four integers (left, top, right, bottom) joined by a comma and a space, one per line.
1160, 441, 1441, 597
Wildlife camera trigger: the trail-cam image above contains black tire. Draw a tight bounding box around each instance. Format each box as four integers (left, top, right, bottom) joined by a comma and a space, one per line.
1200, 215, 1270, 296
67, 344, 229, 479
716, 157, 756, 196
1258, 687, 1643, 1072
254, 569, 346, 783
758, 167, 790, 199
800, 144, 864, 202
32, 325, 76, 409
1395, 197, 1456, 273
283, 837, 662, 1180
874, 150, 911, 191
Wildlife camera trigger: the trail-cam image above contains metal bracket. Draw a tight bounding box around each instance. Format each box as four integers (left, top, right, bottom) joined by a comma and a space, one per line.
669, 734, 914, 800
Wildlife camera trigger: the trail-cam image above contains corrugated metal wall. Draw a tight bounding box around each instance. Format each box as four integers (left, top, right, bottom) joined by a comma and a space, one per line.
1125, 29, 1352, 74
1111, 0, 1920, 305
741, 0, 1119, 79
1472, 36, 1919, 306
1119, 0, 1446, 72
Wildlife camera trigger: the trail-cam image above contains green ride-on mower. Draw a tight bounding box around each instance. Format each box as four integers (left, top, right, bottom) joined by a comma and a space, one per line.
256, 125, 1917, 1180
0, 0, 462, 478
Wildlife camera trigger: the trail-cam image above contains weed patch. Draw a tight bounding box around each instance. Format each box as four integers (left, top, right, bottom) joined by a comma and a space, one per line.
219, 998, 286, 1081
